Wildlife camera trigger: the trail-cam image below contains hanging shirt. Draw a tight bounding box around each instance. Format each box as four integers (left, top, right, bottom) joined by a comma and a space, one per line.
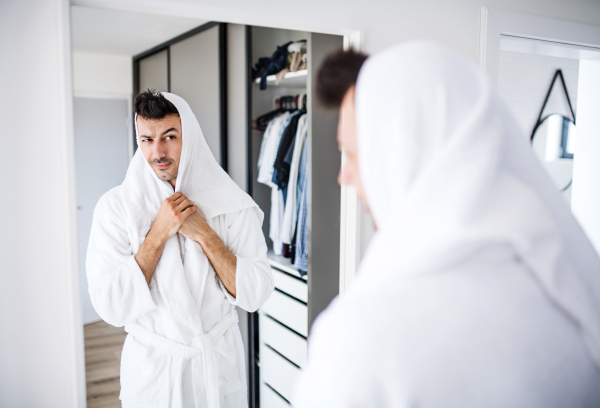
257, 112, 292, 255
293, 141, 309, 275
257, 112, 290, 187
272, 111, 302, 190
281, 114, 308, 245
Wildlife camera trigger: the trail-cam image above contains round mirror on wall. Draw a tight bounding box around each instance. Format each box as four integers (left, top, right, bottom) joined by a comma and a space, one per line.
531, 113, 576, 192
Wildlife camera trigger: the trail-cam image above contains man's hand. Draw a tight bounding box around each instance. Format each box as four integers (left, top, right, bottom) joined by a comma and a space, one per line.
135, 192, 196, 285
151, 192, 197, 242
178, 210, 208, 242
178, 207, 238, 298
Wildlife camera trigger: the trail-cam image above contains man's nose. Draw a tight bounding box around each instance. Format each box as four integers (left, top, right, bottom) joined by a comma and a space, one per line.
152, 140, 167, 158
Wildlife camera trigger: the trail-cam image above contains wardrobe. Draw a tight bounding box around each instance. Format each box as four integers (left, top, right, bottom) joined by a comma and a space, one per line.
133, 22, 343, 408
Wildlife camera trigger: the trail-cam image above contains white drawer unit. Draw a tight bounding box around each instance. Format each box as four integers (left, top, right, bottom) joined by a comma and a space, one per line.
260, 382, 290, 408
260, 343, 300, 404
261, 289, 308, 337
260, 312, 307, 368
271, 268, 308, 303
260, 260, 309, 407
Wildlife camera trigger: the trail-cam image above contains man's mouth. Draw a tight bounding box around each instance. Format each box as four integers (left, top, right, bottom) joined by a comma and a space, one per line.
154, 163, 171, 170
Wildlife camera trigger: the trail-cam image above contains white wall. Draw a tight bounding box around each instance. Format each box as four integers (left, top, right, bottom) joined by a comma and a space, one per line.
0, 0, 85, 407
572, 59, 600, 254
72, 51, 132, 95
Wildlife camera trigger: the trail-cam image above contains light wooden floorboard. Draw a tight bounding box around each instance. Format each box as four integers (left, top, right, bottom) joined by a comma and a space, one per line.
85, 320, 125, 408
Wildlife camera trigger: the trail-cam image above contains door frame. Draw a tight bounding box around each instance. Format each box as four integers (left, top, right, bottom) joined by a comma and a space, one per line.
479, 7, 600, 87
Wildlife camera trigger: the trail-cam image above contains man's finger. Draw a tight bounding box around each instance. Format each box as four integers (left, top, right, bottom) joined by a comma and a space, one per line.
176, 199, 194, 213
169, 192, 184, 201
181, 205, 196, 218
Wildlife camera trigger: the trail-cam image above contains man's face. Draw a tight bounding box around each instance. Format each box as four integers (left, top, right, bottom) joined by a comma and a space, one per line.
337, 86, 370, 213
137, 114, 183, 186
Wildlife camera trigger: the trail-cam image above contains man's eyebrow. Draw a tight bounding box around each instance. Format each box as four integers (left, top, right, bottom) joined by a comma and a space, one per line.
161, 127, 178, 136
139, 134, 154, 139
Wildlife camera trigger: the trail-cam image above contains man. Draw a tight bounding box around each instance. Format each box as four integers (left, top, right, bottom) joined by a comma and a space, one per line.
293, 44, 600, 407
86, 90, 274, 408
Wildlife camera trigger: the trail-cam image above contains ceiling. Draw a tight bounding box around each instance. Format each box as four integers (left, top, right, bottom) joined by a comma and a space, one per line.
71, 6, 209, 56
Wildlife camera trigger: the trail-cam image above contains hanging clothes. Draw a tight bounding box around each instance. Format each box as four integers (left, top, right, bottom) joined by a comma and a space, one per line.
257, 111, 293, 256
272, 111, 303, 190
293, 141, 309, 275
257, 112, 290, 187
281, 114, 308, 245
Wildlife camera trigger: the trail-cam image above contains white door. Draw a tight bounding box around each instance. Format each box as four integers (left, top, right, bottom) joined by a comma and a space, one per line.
74, 97, 130, 324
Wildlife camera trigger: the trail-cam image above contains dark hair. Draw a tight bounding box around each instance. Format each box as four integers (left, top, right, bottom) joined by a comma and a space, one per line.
134, 89, 179, 119
316, 48, 369, 108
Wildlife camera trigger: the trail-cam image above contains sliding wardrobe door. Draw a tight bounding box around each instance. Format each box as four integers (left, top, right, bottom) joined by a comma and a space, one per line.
307, 32, 344, 332
138, 49, 169, 93
170, 24, 225, 168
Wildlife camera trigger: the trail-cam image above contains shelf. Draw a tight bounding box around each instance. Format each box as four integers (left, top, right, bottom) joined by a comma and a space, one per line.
254, 70, 307, 88
267, 250, 307, 280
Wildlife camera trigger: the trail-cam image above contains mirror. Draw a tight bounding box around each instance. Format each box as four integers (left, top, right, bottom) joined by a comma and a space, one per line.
531, 113, 576, 192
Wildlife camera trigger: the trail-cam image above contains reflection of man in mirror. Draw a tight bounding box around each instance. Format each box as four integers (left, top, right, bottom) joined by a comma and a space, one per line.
86, 90, 274, 407
294, 44, 600, 407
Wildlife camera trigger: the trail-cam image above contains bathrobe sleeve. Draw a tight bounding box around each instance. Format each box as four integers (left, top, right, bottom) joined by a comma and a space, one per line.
86, 188, 158, 327
218, 207, 274, 312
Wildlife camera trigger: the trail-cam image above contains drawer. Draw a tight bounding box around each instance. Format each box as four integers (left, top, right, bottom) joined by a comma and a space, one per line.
260, 313, 307, 368
272, 268, 308, 303
261, 290, 308, 337
260, 343, 300, 404
260, 381, 290, 408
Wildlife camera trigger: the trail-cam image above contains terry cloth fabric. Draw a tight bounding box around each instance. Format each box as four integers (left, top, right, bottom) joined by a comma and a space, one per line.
87, 92, 274, 408
293, 41, 600, 408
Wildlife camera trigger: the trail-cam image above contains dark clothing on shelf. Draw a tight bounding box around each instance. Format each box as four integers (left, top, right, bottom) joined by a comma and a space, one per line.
259, 41, 293, 90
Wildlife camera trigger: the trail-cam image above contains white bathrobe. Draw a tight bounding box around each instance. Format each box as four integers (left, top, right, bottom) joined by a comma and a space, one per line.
86, 93, 274, 408
293, 42, 600, 407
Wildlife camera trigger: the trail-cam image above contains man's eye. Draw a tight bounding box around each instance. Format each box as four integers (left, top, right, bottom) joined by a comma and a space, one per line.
166, 135, 175, 140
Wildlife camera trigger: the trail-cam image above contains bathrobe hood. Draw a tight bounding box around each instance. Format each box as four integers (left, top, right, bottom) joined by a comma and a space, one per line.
354, 41, 600, 366
121, 92, 259, 342
128, 91, 259, 222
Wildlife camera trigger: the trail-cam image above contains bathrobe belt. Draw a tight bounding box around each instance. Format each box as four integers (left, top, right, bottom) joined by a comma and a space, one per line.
126, 309, 239, 408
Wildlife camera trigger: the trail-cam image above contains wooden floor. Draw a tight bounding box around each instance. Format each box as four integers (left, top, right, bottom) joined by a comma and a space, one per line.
84, 320, 126, 408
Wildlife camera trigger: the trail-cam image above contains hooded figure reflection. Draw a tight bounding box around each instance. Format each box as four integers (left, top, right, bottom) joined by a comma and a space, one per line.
86, 91, 274, 408
293, 42, 600, 408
